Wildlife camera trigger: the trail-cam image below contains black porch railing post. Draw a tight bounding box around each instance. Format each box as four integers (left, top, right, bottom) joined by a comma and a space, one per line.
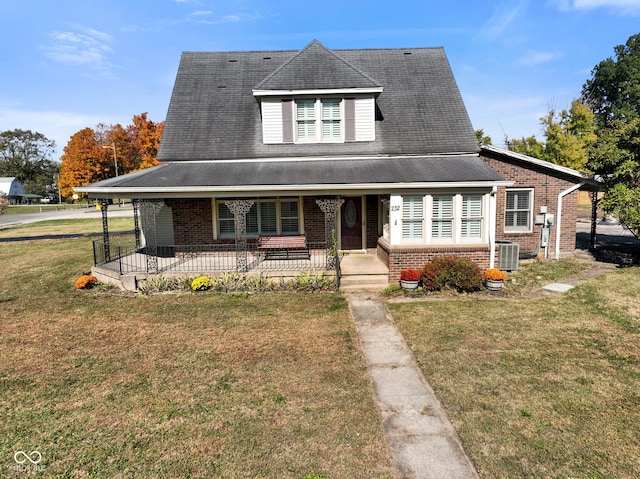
99, 199, 110, 262
590, 190, 598, 251
132, 199, 141, 250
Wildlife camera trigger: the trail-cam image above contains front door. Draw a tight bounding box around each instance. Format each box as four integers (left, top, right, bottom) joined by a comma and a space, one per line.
340, 197, 363, 250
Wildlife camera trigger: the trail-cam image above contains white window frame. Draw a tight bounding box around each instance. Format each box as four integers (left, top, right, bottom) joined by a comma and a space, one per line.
504, 188, 533, 233
217, 198, 302, 238
430, 194, 454, 242
460, 194, 483, 239
295, 98, 343, 143
397, 192, 487, 245
401, 195, 425, 242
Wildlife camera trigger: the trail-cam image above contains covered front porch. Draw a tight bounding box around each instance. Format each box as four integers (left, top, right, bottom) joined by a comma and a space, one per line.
91, 197, 350, 290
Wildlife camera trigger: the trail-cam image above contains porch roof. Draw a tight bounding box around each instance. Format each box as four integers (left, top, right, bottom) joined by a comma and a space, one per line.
76, 154, 510, 198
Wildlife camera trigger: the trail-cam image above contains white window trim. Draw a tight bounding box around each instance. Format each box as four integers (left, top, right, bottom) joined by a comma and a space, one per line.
459, 194, 485, 243
295, 98, 344, 144
400, 195, 425, 243
429, 194, 455, 244
216, 198, 302, 239
504, 188, 534, 233
396, 193, 488, 246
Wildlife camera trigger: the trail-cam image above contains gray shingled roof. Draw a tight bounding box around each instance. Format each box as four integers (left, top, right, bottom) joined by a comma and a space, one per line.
255, 40, 381, 91
157, 40, 479, 161
79, 155, 506, 194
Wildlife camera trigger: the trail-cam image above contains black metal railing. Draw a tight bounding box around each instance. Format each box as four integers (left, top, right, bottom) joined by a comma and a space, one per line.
92, 240, 340, 277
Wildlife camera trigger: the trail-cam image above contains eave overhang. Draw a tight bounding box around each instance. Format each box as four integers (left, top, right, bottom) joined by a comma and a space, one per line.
252, 87, 384, 97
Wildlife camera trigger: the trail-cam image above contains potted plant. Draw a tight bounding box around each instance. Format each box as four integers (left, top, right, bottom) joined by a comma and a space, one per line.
399, 269, 421, 290
483, 268, 507, 290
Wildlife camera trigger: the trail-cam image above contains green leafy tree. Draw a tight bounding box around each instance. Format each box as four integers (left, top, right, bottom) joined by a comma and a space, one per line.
583, 33, 640, 127
475, 129, 492, 145
583, 33, 640, 237
588, 118, 640, 237
0, 129, 58, 198
505, 101, 596, 172
505, 135, 545, 158
542, 101, 596, 171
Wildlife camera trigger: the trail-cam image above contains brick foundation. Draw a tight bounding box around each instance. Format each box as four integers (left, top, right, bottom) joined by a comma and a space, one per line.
378, 239, 492, 282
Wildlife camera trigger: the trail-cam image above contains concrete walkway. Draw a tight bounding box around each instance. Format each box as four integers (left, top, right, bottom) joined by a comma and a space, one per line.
347, 294, 479, 479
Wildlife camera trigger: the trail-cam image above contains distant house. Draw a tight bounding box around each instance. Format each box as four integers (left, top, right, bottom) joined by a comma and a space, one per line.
0, 177, 27, 204
77, 40, 600, 286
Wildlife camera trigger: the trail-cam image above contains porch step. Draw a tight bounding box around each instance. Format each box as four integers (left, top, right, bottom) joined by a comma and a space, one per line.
339, 254, 390, 292
340, 274, 390, 292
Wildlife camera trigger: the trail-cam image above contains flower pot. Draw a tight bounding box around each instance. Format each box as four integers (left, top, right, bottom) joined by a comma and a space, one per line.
485, 279, 504, 291
400, 280, 420, 290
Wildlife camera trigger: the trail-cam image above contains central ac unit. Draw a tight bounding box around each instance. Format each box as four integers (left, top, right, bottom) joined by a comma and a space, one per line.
497, 241, 519, 271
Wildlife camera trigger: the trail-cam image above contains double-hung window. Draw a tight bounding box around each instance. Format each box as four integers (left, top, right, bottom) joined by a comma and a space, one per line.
295, 98, 342, 142
402, 196, 424, 240
432, 195, 454, 239
505, 189, 532, 232
321, 99, 341, 140
296, 100, 316, 141
218, 199, 300, 238
461, 195, 482, 238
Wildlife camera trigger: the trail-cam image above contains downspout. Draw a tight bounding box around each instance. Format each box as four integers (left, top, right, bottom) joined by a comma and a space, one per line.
555, 182, 586, 260
489, 186, 497, 268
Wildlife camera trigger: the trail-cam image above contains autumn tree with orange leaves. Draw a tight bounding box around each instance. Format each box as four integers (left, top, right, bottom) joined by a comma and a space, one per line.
58, 113, 163, 200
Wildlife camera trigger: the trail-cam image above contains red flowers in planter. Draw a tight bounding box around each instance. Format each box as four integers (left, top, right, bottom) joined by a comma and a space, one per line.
400, 269, 421, 281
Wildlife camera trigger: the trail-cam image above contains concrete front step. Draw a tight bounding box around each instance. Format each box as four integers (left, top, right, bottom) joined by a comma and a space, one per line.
340, 274, 390, 291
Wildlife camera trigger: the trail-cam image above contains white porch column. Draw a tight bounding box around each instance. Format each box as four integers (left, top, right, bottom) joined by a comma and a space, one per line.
388, 194, 403, 245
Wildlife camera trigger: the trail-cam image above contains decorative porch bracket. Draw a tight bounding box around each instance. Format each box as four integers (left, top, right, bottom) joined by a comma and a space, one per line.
224, 200, 254, 272
138, 200, 165, 274
99, 199, 110, 262
316, 197, 344, 268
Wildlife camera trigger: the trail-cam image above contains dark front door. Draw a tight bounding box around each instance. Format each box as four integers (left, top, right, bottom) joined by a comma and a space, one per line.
340, 197, 363, 250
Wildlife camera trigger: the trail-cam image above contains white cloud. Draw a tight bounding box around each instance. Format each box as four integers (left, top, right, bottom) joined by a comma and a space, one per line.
554, 0, 640, 14
520, 51, 562, 65
0, 108, 121, 159
479, 0, 529, 40
42, 27, 114, 69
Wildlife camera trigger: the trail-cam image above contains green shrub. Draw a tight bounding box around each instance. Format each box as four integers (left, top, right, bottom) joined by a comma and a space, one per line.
137, 275, 188, 295
287, 271, 336, 292
420, 255, 483, 292
190, 276, 213, 291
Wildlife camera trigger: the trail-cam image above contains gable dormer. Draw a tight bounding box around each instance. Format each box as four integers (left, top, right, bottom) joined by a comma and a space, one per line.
253, 40, 383, 145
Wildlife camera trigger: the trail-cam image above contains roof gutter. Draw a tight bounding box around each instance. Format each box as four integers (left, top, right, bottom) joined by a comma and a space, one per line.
75, 180, 514, 198
555, 181, 586, 260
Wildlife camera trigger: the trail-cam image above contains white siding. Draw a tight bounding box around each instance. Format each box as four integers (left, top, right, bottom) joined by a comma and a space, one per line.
354, 96, 375, 141
261, 99, 283, 144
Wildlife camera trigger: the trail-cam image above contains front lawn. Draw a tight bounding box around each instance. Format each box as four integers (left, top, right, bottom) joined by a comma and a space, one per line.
390, 267, 640, 479
0, 223, 395, 478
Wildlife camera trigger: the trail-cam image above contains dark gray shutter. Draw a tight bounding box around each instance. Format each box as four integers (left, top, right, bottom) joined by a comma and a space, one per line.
344, 98, 355, 141
282, 99, 293, 143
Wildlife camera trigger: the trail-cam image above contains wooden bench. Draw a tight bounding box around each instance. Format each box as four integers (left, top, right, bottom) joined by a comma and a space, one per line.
258, 235, 310, 260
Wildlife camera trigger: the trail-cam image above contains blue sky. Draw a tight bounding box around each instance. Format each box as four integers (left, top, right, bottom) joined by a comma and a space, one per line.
1, 0, 639, 159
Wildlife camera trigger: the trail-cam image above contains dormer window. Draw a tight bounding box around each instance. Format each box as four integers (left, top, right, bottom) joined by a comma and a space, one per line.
259, 94, 376, 144
296, 98, 343, 142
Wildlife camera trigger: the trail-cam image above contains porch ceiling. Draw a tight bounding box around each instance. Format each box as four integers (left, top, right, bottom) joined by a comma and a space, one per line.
76, 154, 510, 198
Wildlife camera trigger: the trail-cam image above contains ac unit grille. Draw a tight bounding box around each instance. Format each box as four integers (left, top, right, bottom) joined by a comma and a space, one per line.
497, 242, 519, 271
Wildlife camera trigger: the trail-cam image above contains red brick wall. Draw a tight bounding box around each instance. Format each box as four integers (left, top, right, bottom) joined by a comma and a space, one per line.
480, 152, 581, 256
378, 240, 492, 281
303, 197, 327, 243
171, 198, 214, 245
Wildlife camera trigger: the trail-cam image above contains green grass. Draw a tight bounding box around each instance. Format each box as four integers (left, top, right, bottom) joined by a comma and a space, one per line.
390, 266, 640, 479
0, 221, 395, 479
